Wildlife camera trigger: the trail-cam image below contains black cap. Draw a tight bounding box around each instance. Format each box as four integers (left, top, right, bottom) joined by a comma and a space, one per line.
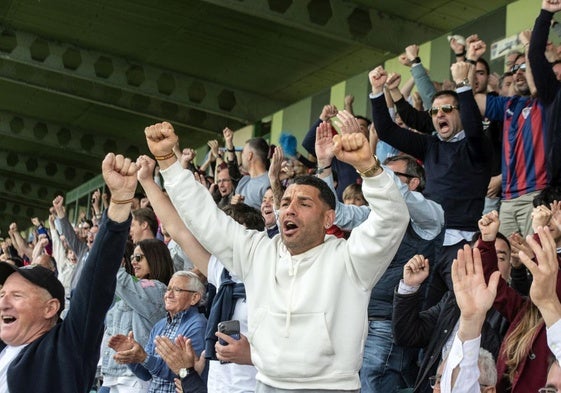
0, 262, 65, 315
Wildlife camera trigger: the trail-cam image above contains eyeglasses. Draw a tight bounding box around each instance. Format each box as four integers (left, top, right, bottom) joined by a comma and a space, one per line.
539, 388, 558, 393
166, 286, 197, 294
217, 179, 232, 184
428, 105, 459, 116
510, 63, 527, 73
131, 254, 145, 262
393, 171, 416, 179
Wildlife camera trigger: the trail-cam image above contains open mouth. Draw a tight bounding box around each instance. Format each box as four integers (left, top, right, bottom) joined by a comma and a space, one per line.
438, 119, 449, 131
283, 221, 299, 235
2, 316, 16, 324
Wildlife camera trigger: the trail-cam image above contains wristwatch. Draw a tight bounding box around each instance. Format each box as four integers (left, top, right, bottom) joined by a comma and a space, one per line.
356, 155, 381, 178
178, 367, 195, 379
455, 78, 471, 89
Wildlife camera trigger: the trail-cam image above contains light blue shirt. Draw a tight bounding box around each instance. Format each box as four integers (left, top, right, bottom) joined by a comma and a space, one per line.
321, 166, 444, 241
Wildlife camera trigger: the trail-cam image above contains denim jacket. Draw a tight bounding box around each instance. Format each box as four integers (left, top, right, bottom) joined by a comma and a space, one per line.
101, 268, 167, 377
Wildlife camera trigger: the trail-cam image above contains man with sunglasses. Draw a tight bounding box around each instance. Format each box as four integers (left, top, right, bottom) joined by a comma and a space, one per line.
473, 33, 550, 239
370, 62, 492, 308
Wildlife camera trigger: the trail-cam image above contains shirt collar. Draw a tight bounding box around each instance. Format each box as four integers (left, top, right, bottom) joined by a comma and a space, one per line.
166, 307, 192, 323
437, 130, 465, 142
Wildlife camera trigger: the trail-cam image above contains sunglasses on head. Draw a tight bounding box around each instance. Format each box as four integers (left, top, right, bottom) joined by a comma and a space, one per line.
131, 254, 144, 262
510, 63, 526, 73
428, 104, 459, 116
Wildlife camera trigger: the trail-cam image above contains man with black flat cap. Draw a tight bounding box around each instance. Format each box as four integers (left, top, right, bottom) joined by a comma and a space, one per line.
0, 152, 138, 393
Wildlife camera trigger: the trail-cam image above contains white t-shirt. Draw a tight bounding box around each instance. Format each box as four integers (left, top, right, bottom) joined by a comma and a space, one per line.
0, 344, 28, 393
207, 255, 257, 393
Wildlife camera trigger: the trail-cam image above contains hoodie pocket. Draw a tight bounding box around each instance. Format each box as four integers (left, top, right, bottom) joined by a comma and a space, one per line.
249, 308, 335, 379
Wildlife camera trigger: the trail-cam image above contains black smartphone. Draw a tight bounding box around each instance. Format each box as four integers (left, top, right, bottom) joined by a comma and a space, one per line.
217, 319, 240, 345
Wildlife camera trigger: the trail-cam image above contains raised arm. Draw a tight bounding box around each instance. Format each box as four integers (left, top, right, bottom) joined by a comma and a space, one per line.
66, 153, 137, 354
405, 44, 437, 107
52, 195, 88, 258
384, 70, 434, 134
440, 245, 500, 393
476, 211, 526, 322
8, 222, 33, 259
145, 122, 269, 278
369, 66, 430, 160
137, 155, 213, 277
392, 255, 446, 347
529, 3, 561, 105
519, 226, 561, 363
302, 105, 338, 156
267, 146, 285, 210
332, 131, 409, 288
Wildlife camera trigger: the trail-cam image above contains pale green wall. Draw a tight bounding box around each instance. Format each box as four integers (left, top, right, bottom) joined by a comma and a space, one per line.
507, 0, 540, 35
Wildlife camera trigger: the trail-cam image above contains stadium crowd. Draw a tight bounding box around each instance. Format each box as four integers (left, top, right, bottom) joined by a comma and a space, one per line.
2, 1, 561, 393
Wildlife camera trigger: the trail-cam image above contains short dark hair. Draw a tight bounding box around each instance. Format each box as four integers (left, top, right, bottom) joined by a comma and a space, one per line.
477, 58, 490, 75
222, 203, 265, 231
291, 175, 336, 210
137, 239, 174, 284
132, 208, 159, 237
355, 115, 372, 126
513, 53, 525, 64
81, 218, 93, 228
495, 232, 511, 252
123, 240, 135, 276
533, 186, 561, 207
383, 155, 426, 192
431, 90, 460, 106
246, 137, 270, 167
499, 72, 513, 89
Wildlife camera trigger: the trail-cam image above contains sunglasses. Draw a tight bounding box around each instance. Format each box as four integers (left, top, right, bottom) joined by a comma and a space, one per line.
510, 63, 527, 73
131, 254, 144, 262
428, 104, 459, 116
393, 171, 416, 179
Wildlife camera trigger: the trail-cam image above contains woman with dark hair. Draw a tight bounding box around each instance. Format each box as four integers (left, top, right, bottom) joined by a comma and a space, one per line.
99, 238, 174, 393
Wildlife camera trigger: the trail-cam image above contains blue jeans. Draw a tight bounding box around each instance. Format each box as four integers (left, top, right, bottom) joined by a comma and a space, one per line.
360, 320, 418, 393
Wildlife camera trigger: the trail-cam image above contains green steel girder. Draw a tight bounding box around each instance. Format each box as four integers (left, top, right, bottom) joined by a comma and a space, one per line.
0, 149, 95, 190
0, 25, 286, 130
0, 110, 143, 162
0, 174, 62, 208
199, 0, 444, 55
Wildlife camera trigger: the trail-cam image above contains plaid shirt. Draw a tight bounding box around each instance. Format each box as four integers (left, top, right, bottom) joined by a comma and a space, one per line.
129, 307, 207, 393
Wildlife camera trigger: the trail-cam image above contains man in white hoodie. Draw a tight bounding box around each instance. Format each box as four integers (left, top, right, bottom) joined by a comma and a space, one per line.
144, 121, 409, 392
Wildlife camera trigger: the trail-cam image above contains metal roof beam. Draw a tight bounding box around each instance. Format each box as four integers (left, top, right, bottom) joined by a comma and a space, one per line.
0, 150, 95, 190
0, 25, 286, 127
199, 0, 444, 55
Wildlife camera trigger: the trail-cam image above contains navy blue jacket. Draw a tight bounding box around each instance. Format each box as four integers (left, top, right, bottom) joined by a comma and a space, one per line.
0, 213, 131, 393
368, 223, 441, 319
372, 90, 492, 231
